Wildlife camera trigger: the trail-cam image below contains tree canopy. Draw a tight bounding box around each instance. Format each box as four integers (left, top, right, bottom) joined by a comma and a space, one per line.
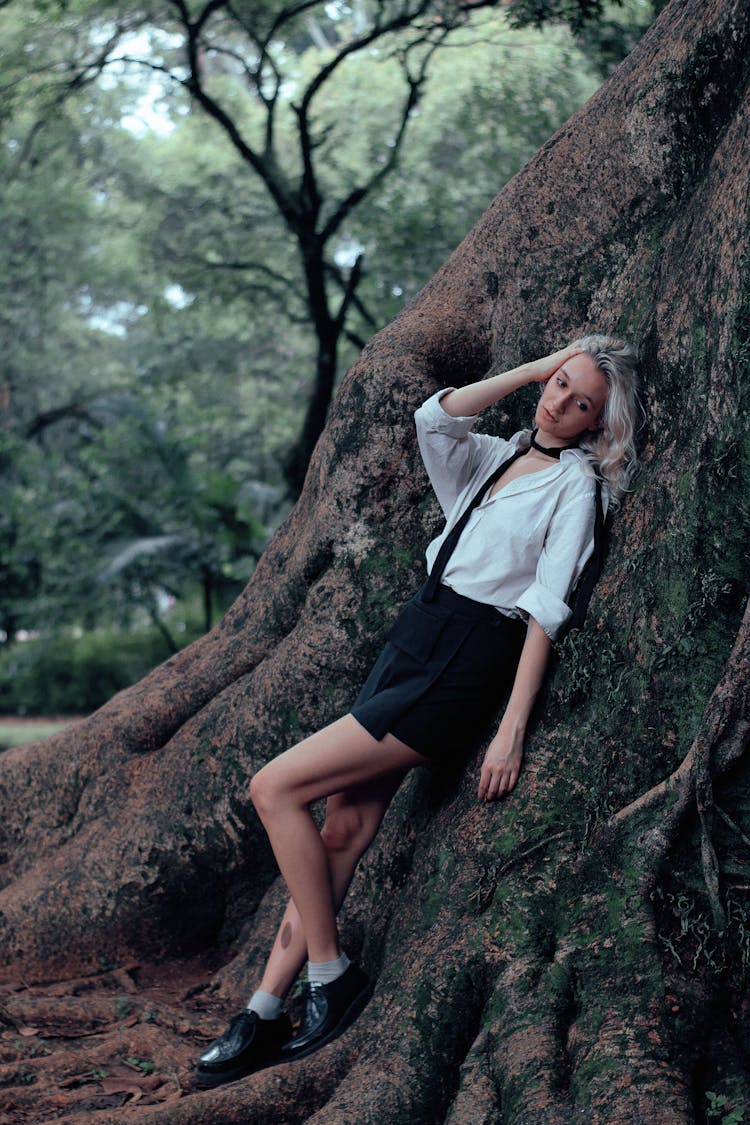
0, 0, 644, 655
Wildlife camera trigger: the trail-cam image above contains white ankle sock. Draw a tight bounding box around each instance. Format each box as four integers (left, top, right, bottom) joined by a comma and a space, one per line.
306, 951, 350, 985
246, 989, 284, 1020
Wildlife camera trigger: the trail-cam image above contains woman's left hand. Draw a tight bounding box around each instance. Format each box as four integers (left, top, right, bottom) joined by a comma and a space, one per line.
522, 343, 583, 383
478, 720, 524, 801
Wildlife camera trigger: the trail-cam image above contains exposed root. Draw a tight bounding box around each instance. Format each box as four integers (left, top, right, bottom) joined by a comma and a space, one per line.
714, 802, 750, 852
697, 787, 725, 929
608, 601, 750, 878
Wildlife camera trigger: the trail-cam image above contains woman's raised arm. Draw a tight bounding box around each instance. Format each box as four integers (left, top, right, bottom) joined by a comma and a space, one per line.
440, 344, 582, 418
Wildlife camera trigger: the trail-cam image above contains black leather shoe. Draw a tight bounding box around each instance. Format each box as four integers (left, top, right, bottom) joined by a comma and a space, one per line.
195, 1009, 292, 1088
281, 964, 373, 1061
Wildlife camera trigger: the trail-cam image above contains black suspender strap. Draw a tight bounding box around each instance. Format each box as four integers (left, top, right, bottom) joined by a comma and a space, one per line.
421, 446, 529, 602
565, 478, 605, 634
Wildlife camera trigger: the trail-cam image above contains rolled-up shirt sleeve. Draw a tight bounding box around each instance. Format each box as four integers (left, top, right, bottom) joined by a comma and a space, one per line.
515, 485, 597, 640
415, 389, 506, 517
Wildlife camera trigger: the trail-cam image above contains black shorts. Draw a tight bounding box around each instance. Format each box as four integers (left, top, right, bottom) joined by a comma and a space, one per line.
351, 583, 526, 762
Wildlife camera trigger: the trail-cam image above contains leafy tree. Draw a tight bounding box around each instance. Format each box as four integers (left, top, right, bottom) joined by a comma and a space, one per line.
0, 97, 129, 637
572, 0, 670, 77
344, 15, 602, 329
0, 0, 658, 494
0, 2, 613, 637
506, 0, 666, 36
121, 10, 604, 435
0, 62, 283, 636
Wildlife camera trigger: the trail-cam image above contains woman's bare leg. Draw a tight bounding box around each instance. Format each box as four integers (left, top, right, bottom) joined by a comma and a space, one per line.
195, 721, 422, 1086
256, 770, 405, 998
249, 714, 426, 967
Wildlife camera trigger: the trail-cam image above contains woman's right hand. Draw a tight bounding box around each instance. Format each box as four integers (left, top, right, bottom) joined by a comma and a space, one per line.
522, 343, 583, 383
477, 719, 525, 801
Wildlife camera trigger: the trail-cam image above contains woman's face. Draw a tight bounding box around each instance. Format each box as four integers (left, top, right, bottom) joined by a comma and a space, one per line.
534, 353, 609, 445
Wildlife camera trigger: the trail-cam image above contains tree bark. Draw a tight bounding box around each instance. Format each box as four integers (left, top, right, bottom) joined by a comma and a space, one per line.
284, 240, 341, 495
2, 0, 750, 1120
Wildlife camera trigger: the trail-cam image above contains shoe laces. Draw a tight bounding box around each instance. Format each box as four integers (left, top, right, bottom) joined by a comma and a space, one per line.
303, 982, 327, 1021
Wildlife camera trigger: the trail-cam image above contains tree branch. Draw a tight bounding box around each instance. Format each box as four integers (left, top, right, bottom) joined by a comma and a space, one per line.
714, 802, 750, 852
196, 40, 258, 86
195, 0, 230, 36
110, 55, 187, 85
188, 258, 296, 289
607, 600, 750, 872
25, 404, 102, 440
168, 0, 228, 37
165, 0, 300, 229
197, 0, 283, 124
202, 278, 308, 321
262, 0, 330, 48
325, 263, 378, 328
240, 0, 322, 153
291, 2, 435, 226
343, 327, 368, 350
318, 34, 443, 244
333, 253, 363, 331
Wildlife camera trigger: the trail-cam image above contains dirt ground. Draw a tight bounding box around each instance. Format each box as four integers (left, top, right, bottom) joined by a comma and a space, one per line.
0, 955, 232, 1122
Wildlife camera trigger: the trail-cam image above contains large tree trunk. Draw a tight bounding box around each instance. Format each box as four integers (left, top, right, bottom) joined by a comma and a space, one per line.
2, 0, 750, 1120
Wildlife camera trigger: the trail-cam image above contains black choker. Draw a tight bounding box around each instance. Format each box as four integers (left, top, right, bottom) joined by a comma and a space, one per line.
529, 430, 578, 460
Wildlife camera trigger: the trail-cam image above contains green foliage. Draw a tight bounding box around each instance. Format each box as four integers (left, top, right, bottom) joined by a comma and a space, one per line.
575, 0, 666, 77
124, 1056, 155, 1074
340, 14, 601, 336
705, 1092, 745, 1124
0, 0, 658, 643
509, 0, 613, 32
0, 614, 203, 715
508, 0, 665, 39
505, 1, 666, 81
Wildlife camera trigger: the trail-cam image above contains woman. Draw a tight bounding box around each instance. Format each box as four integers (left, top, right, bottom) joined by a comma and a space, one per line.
195, 335, 641, 1088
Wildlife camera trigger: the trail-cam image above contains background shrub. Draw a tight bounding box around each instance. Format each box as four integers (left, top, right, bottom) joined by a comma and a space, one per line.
0, 619, 203, 716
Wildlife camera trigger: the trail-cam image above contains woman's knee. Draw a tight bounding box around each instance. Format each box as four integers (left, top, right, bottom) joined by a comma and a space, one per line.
250, 762, 289, 819
320, 804, 378, 857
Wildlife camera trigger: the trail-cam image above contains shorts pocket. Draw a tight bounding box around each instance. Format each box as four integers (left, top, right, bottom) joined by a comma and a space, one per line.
387, 598, 452, 663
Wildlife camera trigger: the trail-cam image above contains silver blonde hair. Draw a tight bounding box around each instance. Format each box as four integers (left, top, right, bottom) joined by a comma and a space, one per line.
573, 334, 641, 509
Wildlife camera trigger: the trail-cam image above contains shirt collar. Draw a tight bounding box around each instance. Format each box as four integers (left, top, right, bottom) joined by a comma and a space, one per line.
511, 429, 586, 462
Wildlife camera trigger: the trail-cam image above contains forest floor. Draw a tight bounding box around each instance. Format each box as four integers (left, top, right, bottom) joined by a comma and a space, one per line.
0, 955, 232, 1122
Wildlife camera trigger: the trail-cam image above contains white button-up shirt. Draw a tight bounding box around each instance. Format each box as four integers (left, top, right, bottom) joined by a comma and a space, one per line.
415, 390, 606, 640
